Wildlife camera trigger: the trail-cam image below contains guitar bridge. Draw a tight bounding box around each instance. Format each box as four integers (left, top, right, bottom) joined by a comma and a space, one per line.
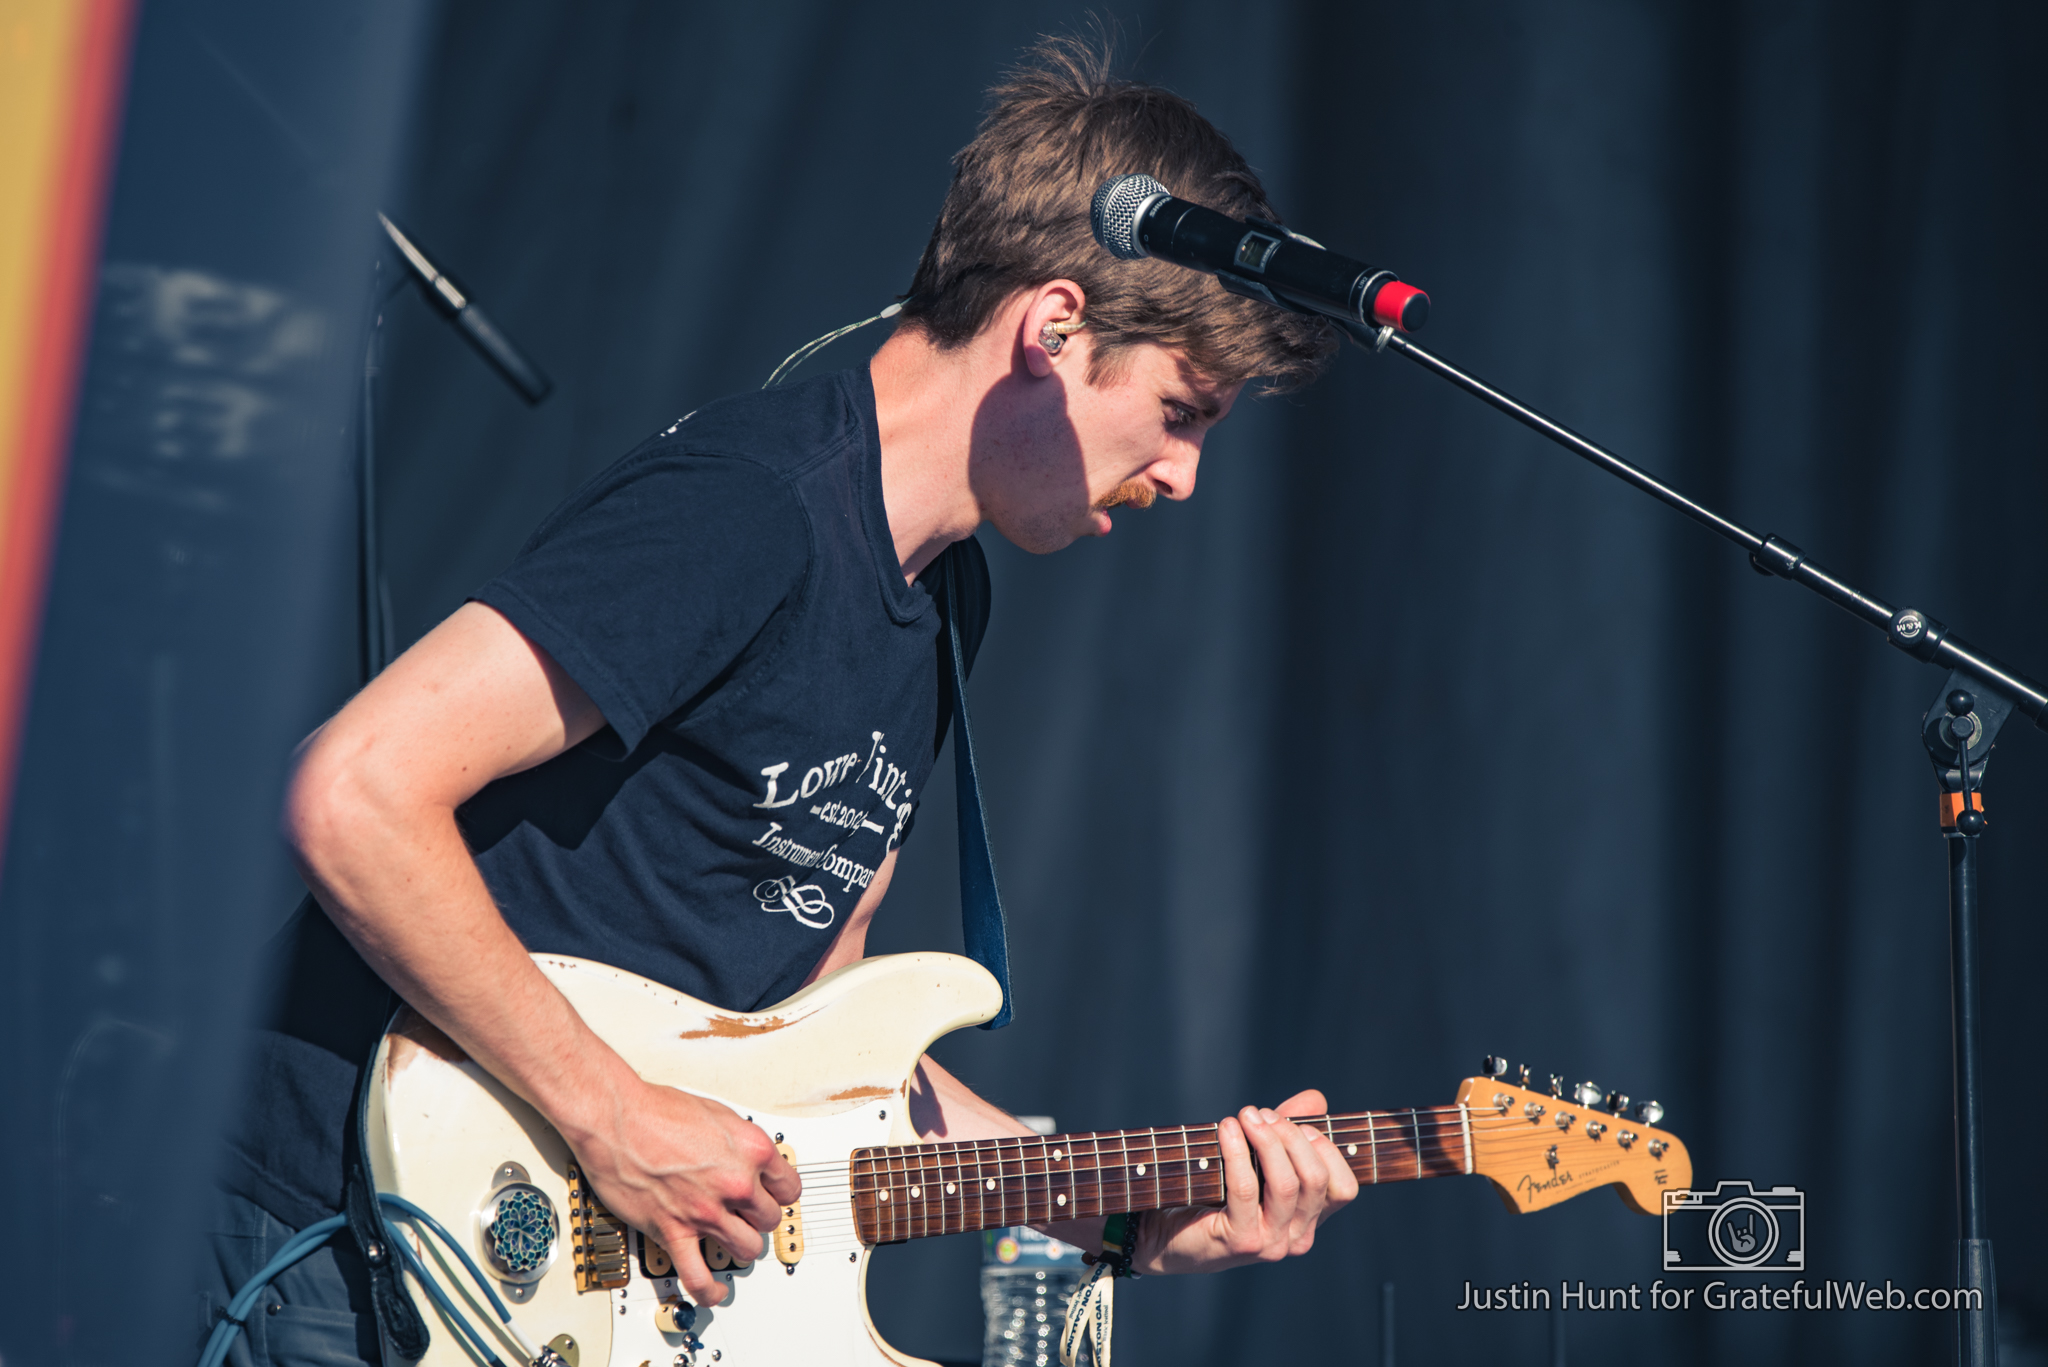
566, 1164, 630, 1292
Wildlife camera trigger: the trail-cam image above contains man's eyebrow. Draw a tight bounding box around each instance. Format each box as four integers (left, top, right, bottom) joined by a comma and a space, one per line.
1166, 383, 1224, 419
1170, 365, 1232, 419
1166, 355, 1235, 419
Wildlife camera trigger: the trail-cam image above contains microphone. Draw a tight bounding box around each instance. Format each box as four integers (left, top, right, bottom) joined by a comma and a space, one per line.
379, 214, 554, 405
1090, 174, 1428, 333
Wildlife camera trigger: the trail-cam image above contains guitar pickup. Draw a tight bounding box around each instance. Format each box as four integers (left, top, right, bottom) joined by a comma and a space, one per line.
702, 1235, 753, 1271
705, 1142, 805, 1270
566, 1165, 630, 1292
774, 1141, 804, 1268
640, 1231, 675, 1280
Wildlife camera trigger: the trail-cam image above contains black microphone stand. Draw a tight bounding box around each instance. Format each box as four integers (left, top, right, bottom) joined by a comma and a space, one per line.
355, 219, 553, 682
1343, 318, 2026, 1366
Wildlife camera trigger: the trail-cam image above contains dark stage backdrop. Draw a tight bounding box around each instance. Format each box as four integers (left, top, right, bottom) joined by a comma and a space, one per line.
37, 0, 2032, 1363
0, 2, 431, 1363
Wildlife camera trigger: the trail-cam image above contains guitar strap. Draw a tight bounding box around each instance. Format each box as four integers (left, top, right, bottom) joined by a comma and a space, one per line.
941, 541, 1014, 1029
346, 984, 432, 1361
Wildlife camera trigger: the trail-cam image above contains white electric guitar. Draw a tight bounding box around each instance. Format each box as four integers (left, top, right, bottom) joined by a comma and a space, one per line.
368, 952, 1690, 1367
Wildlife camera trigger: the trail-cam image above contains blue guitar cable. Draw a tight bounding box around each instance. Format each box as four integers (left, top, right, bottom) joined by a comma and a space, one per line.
379, 1193, 520, 1328
390, 1233, 507, 1367
195, 1214, 347, 1367
197, 1193, 547, 1367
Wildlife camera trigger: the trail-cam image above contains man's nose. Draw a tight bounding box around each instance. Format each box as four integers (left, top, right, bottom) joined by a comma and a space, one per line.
1153, 446, 1200, 501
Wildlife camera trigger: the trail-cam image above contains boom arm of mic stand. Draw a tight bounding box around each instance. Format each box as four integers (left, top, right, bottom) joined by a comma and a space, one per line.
1348, 321, 2048, 727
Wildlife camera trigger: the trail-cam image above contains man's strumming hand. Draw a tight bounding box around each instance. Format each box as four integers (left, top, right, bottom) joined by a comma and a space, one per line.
557, 1069, 801, 1309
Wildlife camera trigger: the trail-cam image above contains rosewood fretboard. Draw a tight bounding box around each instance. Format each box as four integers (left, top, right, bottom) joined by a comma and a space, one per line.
849, 1107, 1471, 1245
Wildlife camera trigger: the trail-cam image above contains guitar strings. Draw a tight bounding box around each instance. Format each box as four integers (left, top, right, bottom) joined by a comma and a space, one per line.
813, 1105, 1653, 1151
782, 1118, 1649, 1239
795, 1112, 1646, 1176
814, 1141, 1643, 1189
765, 1110, 1666, 1242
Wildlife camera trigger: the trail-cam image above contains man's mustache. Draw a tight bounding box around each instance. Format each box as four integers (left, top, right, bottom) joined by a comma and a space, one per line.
1093, 479, 1156, 512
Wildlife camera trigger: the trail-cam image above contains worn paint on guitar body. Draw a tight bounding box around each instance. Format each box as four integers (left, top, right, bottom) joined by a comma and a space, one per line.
367, 951, 1003, 1367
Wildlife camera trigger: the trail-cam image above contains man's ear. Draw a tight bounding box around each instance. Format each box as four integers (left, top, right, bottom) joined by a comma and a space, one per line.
1019, 280, 1087, 379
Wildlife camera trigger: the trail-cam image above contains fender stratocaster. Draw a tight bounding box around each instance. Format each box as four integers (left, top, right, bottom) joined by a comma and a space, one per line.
367, 952, 1690, 1367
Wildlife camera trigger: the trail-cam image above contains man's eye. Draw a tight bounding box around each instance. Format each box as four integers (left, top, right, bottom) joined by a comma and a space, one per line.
1165, 402, 1198, 428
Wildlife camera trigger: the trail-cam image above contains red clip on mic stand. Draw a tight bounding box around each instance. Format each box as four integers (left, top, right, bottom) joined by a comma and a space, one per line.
1344, 311, 2034, 1367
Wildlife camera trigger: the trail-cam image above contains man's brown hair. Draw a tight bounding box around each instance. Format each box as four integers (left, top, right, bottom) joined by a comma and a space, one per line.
898, 34, 1338, 392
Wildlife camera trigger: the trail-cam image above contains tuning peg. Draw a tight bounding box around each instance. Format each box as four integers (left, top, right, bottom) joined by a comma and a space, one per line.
1605, 1091, 1630, 1115
1635, 1099, 1664, 1125
1549, 1074, 1563, 1099
1518, 1065, 1532, 1090
1571, 1081, 1603, 1108
1483, 1055, 1509, 1079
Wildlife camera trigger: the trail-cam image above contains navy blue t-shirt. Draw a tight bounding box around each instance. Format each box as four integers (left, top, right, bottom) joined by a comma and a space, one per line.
222, 367, 990, 1229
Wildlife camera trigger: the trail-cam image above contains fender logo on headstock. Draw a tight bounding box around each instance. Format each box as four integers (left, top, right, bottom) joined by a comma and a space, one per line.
1517, 1169, 1577, 1202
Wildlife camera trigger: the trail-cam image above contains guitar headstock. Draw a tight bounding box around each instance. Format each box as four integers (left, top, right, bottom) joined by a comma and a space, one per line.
1455, 1063, 1691, 1215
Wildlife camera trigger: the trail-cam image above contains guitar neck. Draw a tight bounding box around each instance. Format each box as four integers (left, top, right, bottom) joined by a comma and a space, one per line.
849, 1106, 1472, 1245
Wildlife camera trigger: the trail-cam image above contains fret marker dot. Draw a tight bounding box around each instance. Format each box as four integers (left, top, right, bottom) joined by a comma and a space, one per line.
910, 1186, 921, 1199
946, 1182, 956, 1195
1056, 1194, 1067, 1207
1134, 1163, 1147, 1176
986, 1179, 996, 1191
1197, 1158, 1209, 1170
1345, 1144, 1357, 1157
1053, 1149, 1064, 1162
880, 1190, 890, 1201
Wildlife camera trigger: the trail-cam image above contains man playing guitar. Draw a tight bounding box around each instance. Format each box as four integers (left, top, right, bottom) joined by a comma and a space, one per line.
210, 36, 1346, 1363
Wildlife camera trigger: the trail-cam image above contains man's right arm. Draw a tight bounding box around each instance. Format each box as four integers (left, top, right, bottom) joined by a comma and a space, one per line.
284, 599, 796, 1307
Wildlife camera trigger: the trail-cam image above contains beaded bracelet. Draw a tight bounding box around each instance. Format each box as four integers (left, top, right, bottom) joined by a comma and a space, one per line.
1086, 1211, 1144, 1279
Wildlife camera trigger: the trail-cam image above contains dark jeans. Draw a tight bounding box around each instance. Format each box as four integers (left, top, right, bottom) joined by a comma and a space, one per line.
197, 1188, 382, 1367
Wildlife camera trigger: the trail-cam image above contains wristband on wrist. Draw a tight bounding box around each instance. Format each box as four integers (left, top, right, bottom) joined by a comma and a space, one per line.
1089, 1211, 1144, 1278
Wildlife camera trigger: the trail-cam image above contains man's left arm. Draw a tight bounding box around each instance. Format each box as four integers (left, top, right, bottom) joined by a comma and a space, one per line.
909, 1054, 1359, 1275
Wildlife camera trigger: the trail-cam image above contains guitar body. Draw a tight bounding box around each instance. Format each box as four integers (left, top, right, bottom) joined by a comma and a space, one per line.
367, 951, 1004, 1367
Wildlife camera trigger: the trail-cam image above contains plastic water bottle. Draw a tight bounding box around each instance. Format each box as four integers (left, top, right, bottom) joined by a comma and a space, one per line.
981, 1117, 1091, 1367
